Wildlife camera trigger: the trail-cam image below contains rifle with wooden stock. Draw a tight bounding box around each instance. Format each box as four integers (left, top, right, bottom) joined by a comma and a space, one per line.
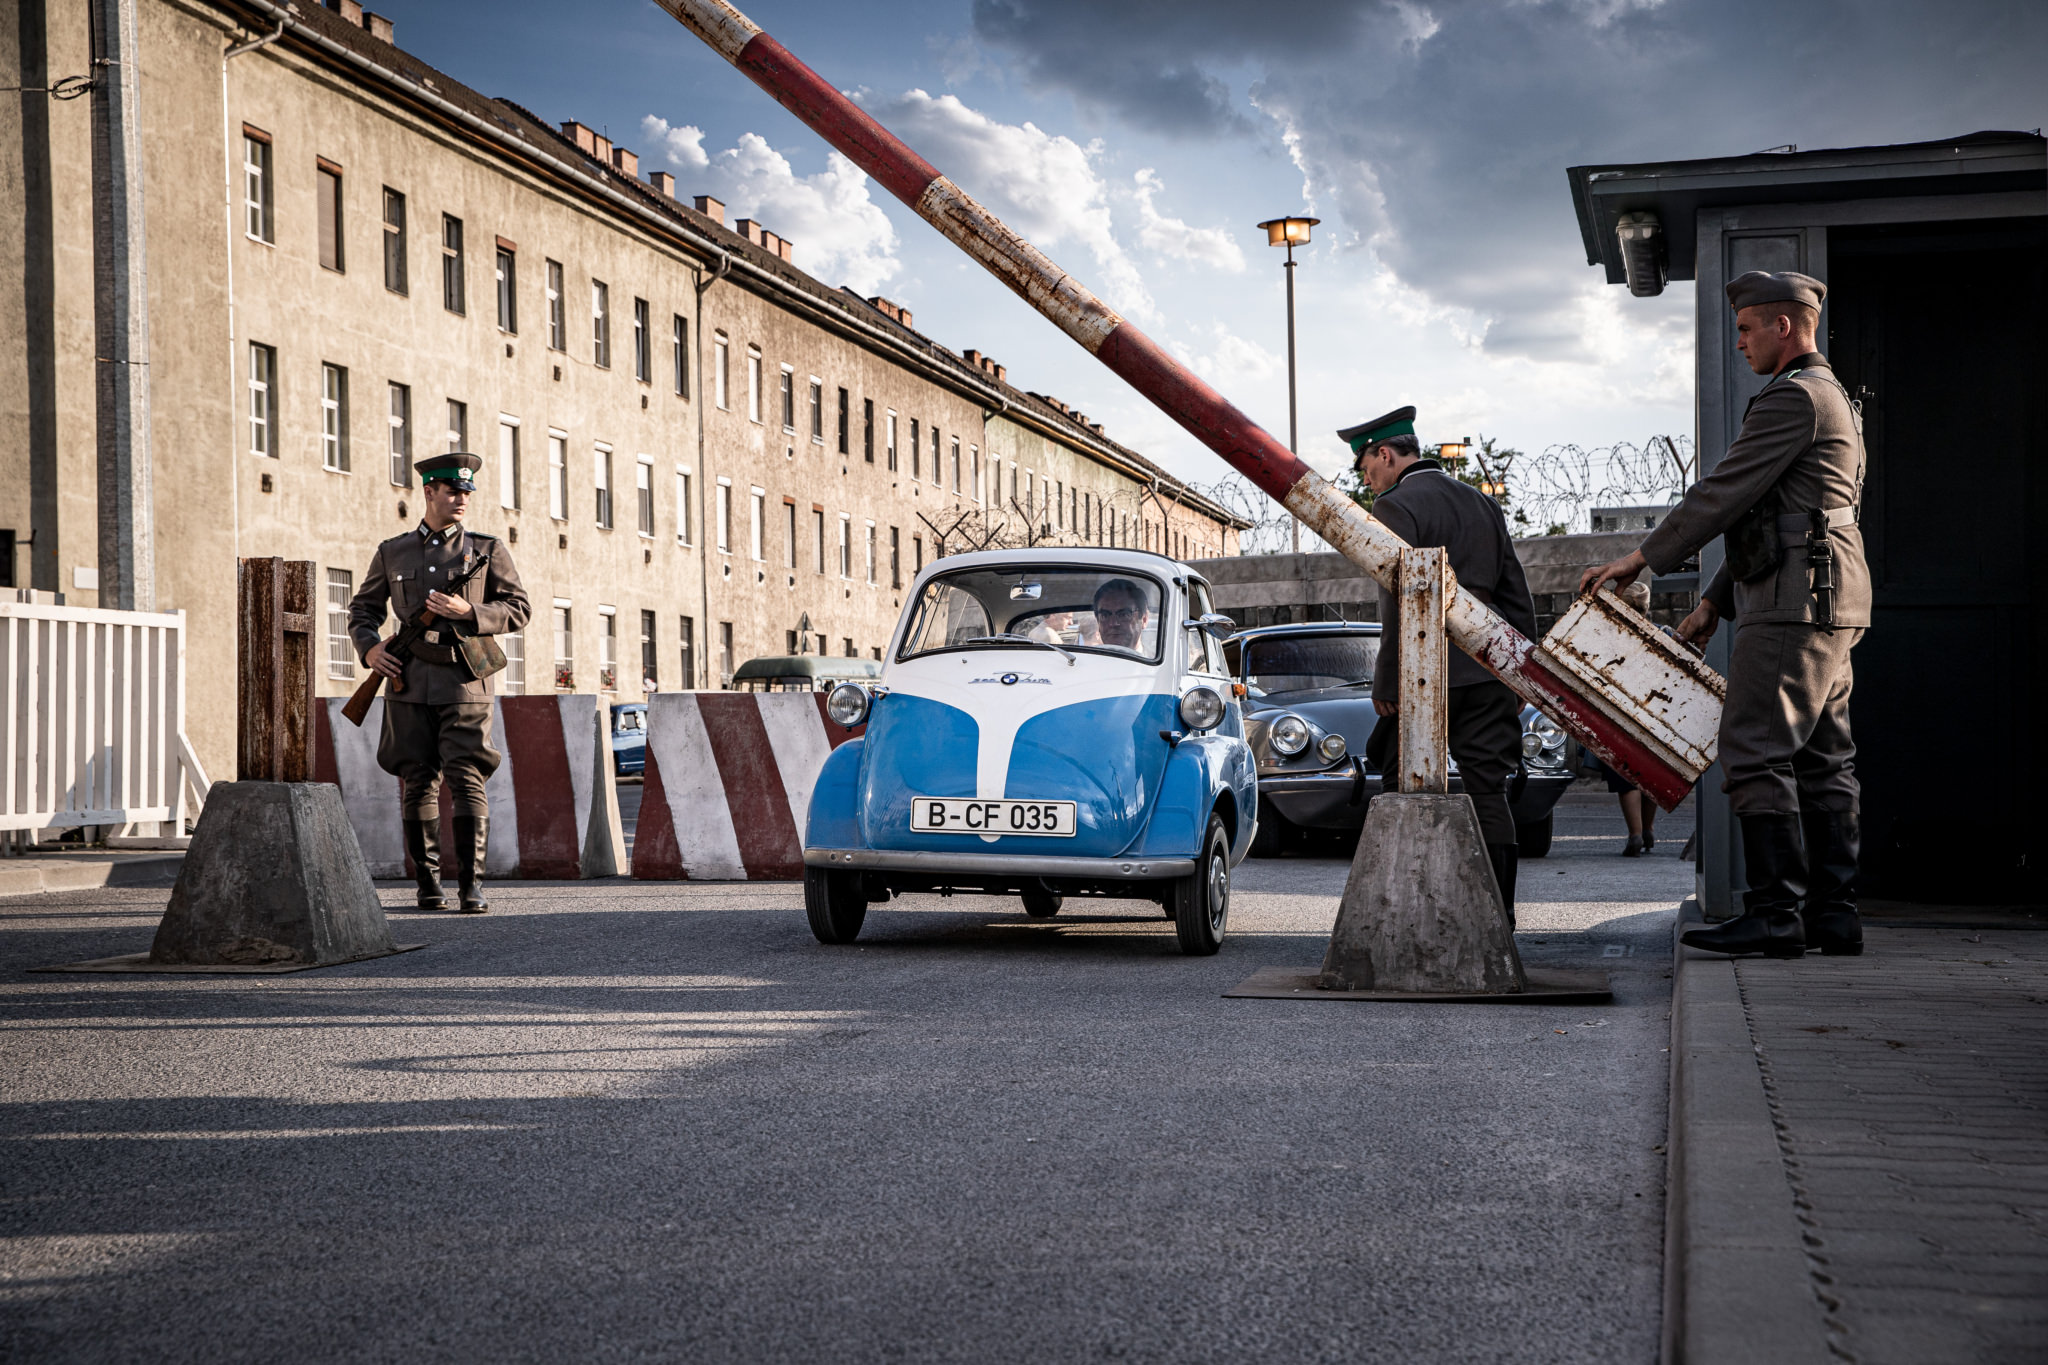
341, 545, 495, 727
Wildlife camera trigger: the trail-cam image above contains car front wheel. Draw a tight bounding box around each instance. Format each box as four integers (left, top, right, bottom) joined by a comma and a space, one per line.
803, 865, 868, 944
1172, 815, 1232, 956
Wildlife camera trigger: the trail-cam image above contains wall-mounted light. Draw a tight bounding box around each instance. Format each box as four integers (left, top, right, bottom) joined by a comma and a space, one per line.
1616, 211, 1666, 298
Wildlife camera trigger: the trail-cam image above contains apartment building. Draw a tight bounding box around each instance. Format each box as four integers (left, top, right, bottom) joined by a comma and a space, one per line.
1, 0, 1245, 782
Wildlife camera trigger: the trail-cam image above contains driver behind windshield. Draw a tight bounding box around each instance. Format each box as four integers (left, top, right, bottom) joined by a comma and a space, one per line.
1092, 578, 1149, 652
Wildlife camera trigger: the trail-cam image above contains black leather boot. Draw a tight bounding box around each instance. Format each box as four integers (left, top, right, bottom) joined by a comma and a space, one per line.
1486, 843, 1519, 926
452, 815, 489, 913
1801, 808, 1863, 956
405, 817, 448, 911
1682, 814, 1807, 958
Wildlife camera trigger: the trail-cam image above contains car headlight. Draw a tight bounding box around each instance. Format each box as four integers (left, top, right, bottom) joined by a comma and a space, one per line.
1318, 733, 1348, 763
826, 682, 871, 728
1179, 686, 1224, 732
1270, 714, 1310, 757
1523, 711, 1568, 767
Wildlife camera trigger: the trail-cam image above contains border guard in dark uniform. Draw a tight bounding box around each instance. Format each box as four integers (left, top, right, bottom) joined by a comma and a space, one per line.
1346, 406, 1539, 920
350, 453, 531, 913
1584, 270, 1869, 958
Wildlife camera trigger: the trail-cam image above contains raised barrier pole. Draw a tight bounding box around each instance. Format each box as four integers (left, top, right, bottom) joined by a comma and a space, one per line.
649, 0, 1705, 810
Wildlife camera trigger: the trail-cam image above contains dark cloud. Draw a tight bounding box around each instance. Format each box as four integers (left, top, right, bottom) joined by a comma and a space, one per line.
973, 0, 2048, 359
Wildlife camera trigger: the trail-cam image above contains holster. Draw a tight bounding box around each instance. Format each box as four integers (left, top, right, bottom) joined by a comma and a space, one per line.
455, 631, 507, 682
1805, 507, 1838, 631
1725, 496, 1783, 583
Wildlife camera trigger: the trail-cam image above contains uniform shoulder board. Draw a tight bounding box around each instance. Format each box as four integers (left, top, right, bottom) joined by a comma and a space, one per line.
466, 531, 499, 542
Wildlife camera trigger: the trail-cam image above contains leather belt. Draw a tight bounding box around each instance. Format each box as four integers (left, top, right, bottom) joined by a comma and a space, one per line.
409, 641, 461, 665
1776, 505, 1858, 544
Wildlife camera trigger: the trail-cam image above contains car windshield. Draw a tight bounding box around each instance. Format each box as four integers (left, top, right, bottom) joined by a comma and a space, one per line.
898, 567, 1166, 663
1241, 633, 1379, 696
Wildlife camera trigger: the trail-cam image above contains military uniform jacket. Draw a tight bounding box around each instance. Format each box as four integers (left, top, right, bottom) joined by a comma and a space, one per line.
1639, 354, 1870, 628
349, 522, 532, 704
1371, 460, 1538, 701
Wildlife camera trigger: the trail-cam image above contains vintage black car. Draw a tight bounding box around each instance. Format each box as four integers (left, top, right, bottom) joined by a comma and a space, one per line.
1223, 621, 1574, 858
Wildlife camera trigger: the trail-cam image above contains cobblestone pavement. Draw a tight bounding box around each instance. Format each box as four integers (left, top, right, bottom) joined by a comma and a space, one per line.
1733, 931, 2048, 1365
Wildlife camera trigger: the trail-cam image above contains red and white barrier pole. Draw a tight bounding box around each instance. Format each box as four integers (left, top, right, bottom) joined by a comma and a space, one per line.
650, 0, 1694, 810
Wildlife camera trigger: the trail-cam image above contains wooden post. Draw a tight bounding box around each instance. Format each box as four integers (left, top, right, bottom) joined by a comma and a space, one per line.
1396, 547, 1451, 795
237, 557, 317, 781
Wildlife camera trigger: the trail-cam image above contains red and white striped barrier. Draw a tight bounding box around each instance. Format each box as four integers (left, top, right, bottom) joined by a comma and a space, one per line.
313, 694, 626, 879
632, 691, 861, 881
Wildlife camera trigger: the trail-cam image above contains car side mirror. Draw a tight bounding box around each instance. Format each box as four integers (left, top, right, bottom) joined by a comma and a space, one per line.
1189, 612, 1236, 640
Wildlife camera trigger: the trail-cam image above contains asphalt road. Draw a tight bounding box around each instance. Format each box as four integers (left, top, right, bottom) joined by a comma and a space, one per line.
1, 793, 1691, 1363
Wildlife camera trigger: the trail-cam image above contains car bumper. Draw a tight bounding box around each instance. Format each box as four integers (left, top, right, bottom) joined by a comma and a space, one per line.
805, 847, 1194, 879
1258, 765, 1575, 831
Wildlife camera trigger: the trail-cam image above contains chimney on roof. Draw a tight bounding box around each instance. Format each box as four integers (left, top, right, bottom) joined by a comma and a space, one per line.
611, 147, 638, 179
561, 121, 597, 156
993, 363, 1005, 383
866, 296, 898, 321
693, 195, 725, 226
328, 0, 364, 26
1089, 422, 1103, 435
362, 9, 393, 42
760, 229, 782, 257
592, 131, 612, 163
962, 348, 982, 367
648, 171, 675, 199
735, 218, 765, 246
776, 238, 794, 262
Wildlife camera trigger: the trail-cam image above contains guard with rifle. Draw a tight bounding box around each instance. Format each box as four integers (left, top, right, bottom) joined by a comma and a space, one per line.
349, 452, 531, 913
1583, 270, 1870, 959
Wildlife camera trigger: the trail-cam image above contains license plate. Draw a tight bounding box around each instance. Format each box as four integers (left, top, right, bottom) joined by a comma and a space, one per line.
911, 797, 1077, 837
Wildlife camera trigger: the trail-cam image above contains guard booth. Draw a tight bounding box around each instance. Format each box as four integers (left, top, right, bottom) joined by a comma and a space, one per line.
1566, 132, 2047, 912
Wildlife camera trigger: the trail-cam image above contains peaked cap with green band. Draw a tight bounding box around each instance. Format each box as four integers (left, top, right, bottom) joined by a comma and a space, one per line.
415, 451, 482, 490
1337, 406, 1417, 456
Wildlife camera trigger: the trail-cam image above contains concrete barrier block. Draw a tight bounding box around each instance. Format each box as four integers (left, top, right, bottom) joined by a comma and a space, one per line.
149, 781, 394, 967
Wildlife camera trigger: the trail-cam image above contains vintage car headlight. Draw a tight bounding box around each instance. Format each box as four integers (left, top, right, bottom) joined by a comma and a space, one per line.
1318, 733, 1348, 763
1523, 711, 1568, 768
1179, 686, 1225, 732
826, 682, 871, 728
1269, 713, 1310, 757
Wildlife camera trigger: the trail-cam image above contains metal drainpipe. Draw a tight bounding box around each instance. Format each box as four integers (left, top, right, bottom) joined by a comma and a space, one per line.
218, 19, 283, 573
693, 254, 727, 686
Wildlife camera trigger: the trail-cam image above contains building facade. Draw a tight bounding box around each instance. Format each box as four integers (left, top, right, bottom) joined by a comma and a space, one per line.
2, 0, 1243, 784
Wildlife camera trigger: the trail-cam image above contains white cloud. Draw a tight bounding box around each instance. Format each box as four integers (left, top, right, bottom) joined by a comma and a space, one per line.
639, 115, 708, 171
1178, 322, 1279, 387
865, 89, 1155, 321
1131, 170, 1244, 273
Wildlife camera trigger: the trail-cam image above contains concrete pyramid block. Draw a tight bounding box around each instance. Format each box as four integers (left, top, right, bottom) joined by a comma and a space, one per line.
1318, 792, 1526, 995
150, 782, 396, 967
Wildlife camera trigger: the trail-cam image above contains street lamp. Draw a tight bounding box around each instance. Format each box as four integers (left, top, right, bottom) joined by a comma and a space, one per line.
1257, 216, 1318, 553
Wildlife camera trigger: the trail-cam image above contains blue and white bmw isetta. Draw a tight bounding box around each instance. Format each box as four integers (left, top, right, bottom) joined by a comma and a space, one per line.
803, 548, 1257, 954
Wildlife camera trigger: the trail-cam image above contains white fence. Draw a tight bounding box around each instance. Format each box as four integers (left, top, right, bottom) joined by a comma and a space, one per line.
1, 600, 209, 845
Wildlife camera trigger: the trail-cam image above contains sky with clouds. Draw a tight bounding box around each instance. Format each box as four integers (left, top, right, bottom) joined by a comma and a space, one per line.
384, 0, 2042, 519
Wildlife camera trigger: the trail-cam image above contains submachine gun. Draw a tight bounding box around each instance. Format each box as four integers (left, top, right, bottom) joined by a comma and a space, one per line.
340, 546, 495, 727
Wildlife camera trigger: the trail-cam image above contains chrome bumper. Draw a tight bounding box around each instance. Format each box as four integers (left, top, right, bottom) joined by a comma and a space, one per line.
805, 847, 1194, 879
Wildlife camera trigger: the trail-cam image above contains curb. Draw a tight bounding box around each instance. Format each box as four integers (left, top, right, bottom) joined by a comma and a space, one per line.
0, 854, 186, 899
1662, 903, 1832, 1365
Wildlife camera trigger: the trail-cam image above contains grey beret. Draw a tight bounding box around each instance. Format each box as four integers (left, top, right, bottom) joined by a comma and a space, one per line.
1726, 269, 1826, 312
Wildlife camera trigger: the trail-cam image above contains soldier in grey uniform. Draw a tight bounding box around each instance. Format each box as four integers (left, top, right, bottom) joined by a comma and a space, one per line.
1584, 270, 1869, 958
1346, 406, 1539, 920
350, 453, 531, 913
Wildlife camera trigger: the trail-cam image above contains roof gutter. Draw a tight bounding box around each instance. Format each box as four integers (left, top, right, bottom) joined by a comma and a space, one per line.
222, 0, 1243, 530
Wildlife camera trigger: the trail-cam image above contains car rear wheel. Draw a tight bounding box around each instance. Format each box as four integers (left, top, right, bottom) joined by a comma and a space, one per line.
803, 865, 867, 944
1172, 816, 1232, 956
1515, 812, 1554, 859
1248, 807, 1294, 858
1021, 887, 1063, 918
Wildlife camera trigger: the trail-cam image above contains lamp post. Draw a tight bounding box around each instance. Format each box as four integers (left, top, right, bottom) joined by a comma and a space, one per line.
1257, 216, 1318, 553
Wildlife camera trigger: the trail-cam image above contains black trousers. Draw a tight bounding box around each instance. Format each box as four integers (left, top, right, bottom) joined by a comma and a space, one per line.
377, 701, 501, 818
1369, 680, 1524, 846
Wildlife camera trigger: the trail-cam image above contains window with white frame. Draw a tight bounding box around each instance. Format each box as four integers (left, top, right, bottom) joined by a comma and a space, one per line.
552, 602, 574, 690
675, 466, 693, 545
640, 609, 658, 693
321, 363, 348, 472
242, 128, 273, 242
496, 244, 517, 333
715, 478, 732, 553
812, 508, 825, 574
750, 487, 765, 561
746, 347, 762, 423
809, 378, 823, 443
316, 160, 343, 272
598, 607, 618, 692
548, 430, 567, 520
248, 343, 276, 457
636, 457, 654, 536
381, 187, 406, 293
950, 438, 961, 494
446, 398, 467, 454
500, 629, 525, 694
886, 410, 898, 472
387, 382, 411, 486
672, 314, 688, 397
591, 280, 610, 368
714, 333, 729, 409
838, 513, 851, 578
780, 365, 795, 431
633, 297, 650, 382
545, 259, 564, 350
784, 499, 797, 568
930, 426, 941, 485
593, 444, 613, 529
498, 416, 519, 509
864, 520, 877, 583
325, 568, 354, 680
970, 445, 981, 503
441, 214, 464, 314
